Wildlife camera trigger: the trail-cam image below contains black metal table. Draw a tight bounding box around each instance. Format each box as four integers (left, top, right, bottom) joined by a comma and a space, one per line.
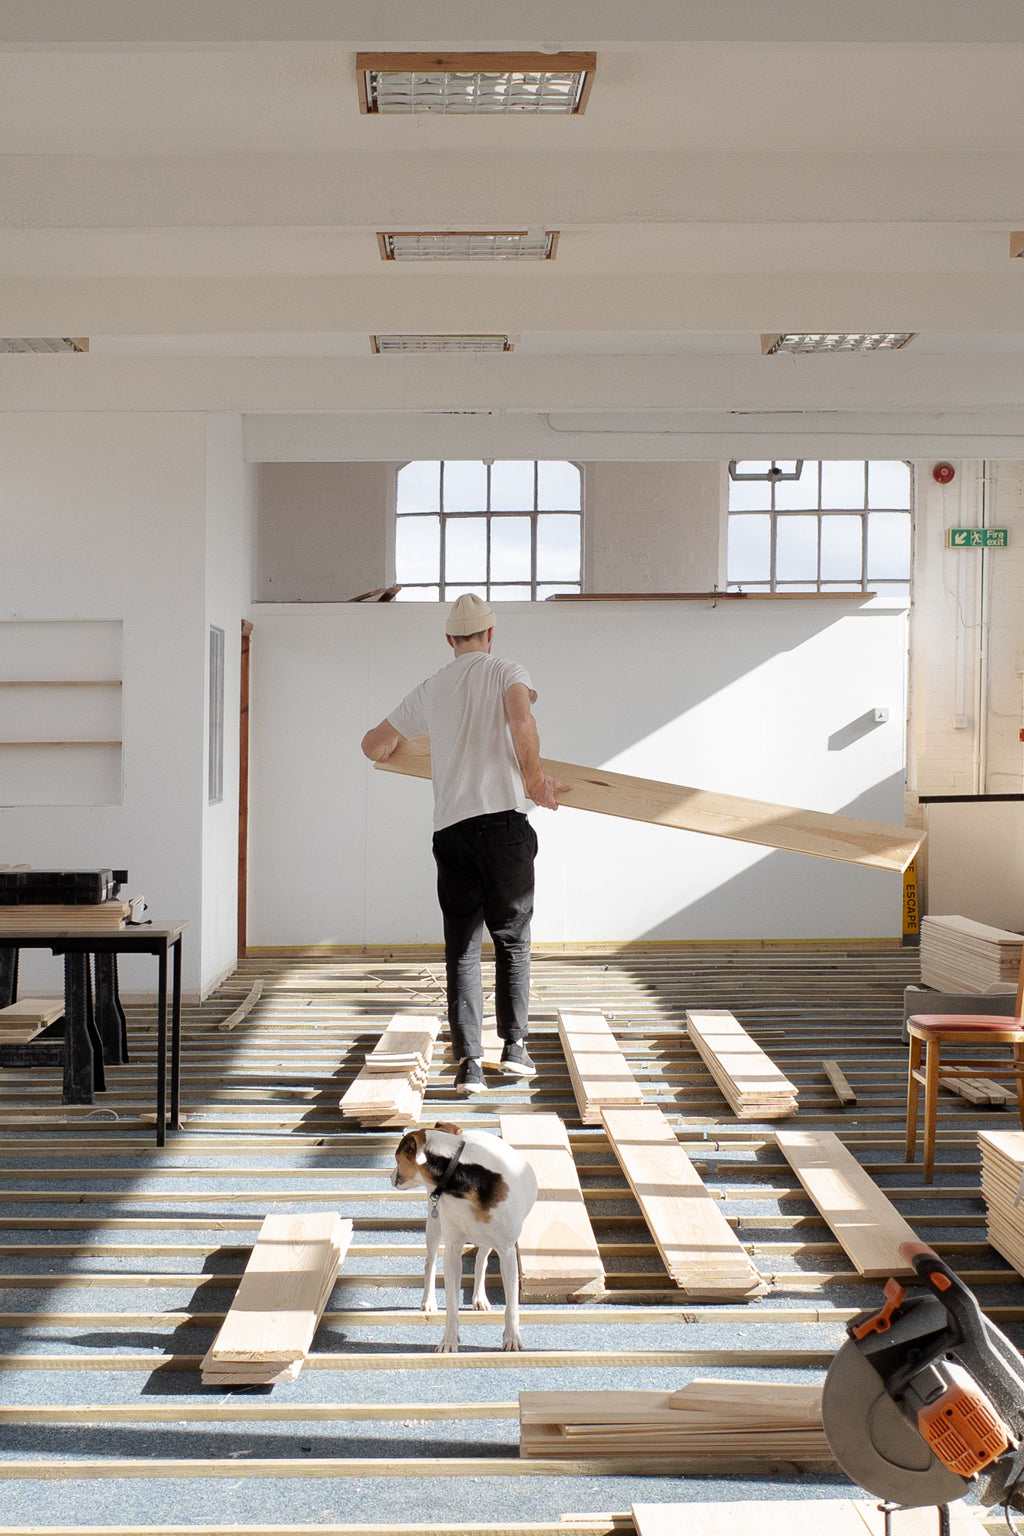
0, 921, 187, 1146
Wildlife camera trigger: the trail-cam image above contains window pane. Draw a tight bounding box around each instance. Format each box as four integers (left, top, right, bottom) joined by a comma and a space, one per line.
728, 475, 771, 511
445, 516, 487, 582
489, 516, 532, 582
820, 460, 866, 509
820, 515, 864, 580
397, 460, 440, 513
773, 460, 820, 510
491, 460, 535, 511
396, 514, 440, 582
537, 583, 580, 600
444, 585, 483, 603
537, 461, 580, 510
871, 581, 910, 605
776, 582, 819, 592
866, 511, 911, 578
537, 514, 581, 580
776, 515, 819, 580
868, 460, 911, 509
727, 513, 771, 582
490, 585, 533, 602
395, 585, 440, 602
443, 460, 487, 513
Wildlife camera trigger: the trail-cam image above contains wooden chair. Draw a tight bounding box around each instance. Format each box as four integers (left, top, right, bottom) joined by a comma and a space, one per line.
906, 955, 1024, 1183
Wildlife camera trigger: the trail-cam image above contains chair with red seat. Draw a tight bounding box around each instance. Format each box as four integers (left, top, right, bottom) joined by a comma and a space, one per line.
906, 962, 1024, 1183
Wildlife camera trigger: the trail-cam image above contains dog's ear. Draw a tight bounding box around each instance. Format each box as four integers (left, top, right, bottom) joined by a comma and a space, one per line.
433, 1120, 462, 1136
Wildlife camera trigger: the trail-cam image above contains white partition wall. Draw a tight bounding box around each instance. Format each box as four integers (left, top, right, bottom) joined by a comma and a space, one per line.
247, 597, 908, 946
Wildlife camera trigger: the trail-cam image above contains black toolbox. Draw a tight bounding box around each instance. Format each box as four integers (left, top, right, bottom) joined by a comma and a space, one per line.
0, 870, 127, 905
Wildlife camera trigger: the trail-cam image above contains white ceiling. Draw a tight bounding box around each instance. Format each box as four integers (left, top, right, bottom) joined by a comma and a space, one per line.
2, 1, 1024, 458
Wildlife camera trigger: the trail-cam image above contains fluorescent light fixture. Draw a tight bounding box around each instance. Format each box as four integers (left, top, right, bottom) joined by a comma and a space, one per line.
729, 460, 804, 482
378, 231, 557, 262
0, 337, 88, 353
1011, 232, 1024, 258
357, 52, 595, 115
371, 335, 513, 354
762, 333, 915, 355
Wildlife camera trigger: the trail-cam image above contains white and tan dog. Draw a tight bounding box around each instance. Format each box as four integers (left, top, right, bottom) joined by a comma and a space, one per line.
391, 1122, 538, 1353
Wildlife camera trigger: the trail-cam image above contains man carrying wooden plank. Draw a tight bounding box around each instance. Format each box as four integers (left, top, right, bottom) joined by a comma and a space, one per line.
361, 594, 567, 1095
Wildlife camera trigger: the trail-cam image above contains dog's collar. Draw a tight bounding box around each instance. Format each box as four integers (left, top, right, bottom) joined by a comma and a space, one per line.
427, 1138, 466, 1218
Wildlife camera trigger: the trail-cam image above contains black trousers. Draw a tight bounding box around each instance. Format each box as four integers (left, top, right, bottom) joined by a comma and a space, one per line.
431, 810, 538, 1063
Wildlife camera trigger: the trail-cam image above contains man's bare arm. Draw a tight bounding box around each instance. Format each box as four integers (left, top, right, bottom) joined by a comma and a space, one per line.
361, 719, 406, 763
504, 683, 569, 811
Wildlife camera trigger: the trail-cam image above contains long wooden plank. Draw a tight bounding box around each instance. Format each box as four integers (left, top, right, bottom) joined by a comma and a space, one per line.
499, 1113, 605, 1299
600, 1106, 766, 1299
376, 736, 922, 872
202, 1213, 351, 1376
556, 1008, 644, 1125
632, 1500, 986, 1536
775, 1129, 917, 1277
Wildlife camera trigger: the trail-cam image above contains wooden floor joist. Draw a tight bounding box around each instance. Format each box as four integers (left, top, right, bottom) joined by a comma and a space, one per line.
499, 1112, 606, 1299
600, 1106, 767, 1299
775, 1129, 919, 1277
376, 736, 923, 871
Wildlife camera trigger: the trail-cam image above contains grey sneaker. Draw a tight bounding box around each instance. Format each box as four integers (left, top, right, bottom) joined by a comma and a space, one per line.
499, 1039, 536, 1078
454, 1058, 487, 1095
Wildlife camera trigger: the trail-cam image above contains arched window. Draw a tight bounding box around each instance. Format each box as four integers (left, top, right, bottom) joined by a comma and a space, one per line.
394, 460, 582, 601
727, 459, 912, 601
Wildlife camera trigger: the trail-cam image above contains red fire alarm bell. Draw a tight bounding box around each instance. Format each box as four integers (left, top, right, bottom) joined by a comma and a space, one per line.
933, 462, 956, 484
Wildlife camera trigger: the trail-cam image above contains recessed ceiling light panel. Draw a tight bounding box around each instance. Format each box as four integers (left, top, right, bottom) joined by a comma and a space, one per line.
0, 337, 88, 353
357, 53, 595, 115
371, 335, 513, 354
762, 332, 915, 355
378, 231, 557, 262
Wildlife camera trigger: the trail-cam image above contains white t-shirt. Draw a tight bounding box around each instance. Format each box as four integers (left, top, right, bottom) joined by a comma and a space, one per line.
387, 651, 534, 831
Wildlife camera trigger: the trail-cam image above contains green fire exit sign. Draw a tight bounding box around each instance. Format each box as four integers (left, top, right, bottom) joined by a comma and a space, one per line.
947, 528, 1009, 548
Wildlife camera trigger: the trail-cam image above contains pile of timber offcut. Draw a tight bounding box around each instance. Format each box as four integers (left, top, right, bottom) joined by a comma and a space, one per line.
979, 1128, 1024, 1276
519, 1379, 828, 1465
556, 1007, 644, 1125
339, 1013, 441, 1127
201, 1213, 352, 1385
0, 997, 63, 1044
601, 1106, 767, 1300
920, 914, 1022, 994
0, 901, 129, 932
686, 1008, 799, 1119
499, 1112, 605, 1300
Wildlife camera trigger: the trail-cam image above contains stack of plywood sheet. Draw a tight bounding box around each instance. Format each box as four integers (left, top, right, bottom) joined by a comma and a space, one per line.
520, 1380, 827, 1463
339, 1013, 441, 1127
631, 1498, 986, 1536
920, 914, 1022, 994
979, 1128, 1024, 1275
0, 901, 129, 933
0, 997, 63, 1044
556, 1008, 644, 1125
775, 1130, 918, 1277
685, 1008, 799, 1119
499, 1112, 605, 1300
201, 1213, 352, 1385
601, 1106, 766, 1299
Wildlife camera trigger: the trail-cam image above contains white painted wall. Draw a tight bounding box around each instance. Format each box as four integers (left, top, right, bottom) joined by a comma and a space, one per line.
0, 412, 209, 994
246, 597, 908, 946
201, 415, 256, 993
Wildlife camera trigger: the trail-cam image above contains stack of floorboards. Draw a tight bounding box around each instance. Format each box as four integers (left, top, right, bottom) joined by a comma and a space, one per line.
556, 1007, 644, 1125
520, 1379, 828, 1464
499, 1112, 605, 1300
0, 997, 63, 1044
979, 1129, 1024, 1275
601, 1106, 766, 1299
0, 901, 129, 932
339, 1013, 440, 1127
201, 1213, 352, 1385
685, 1008, 799, 1119
920, 914, 1022, 993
